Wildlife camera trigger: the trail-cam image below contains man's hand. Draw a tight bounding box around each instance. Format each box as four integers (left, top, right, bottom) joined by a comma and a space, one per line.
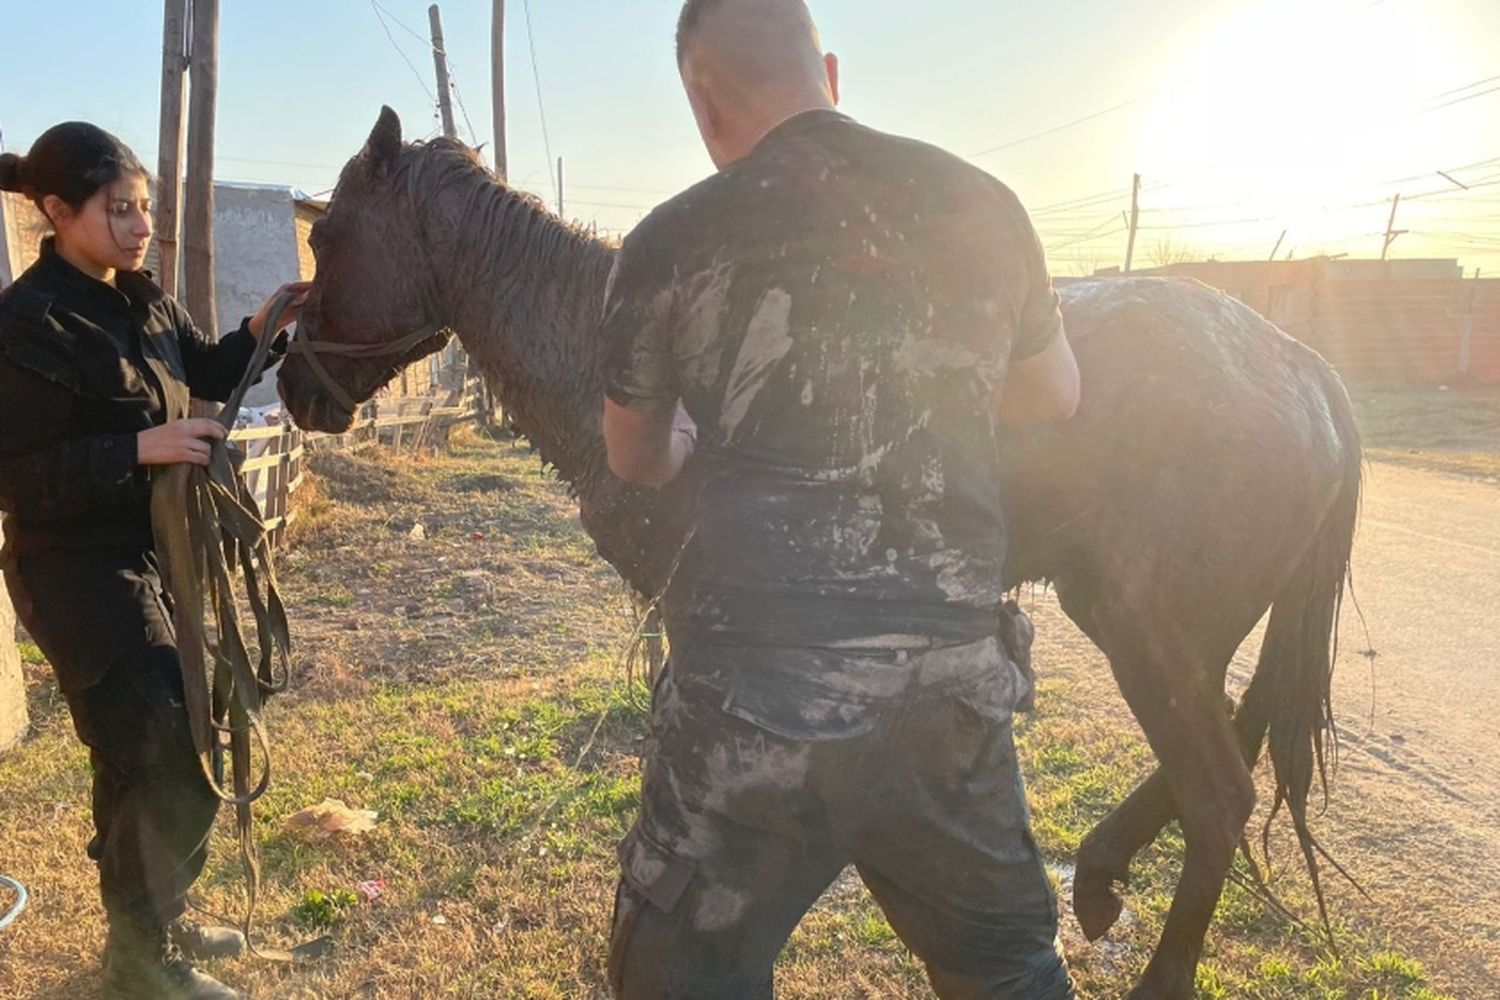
137, 419, 227, 467
603, 399, 697, 488
997, 332, 1081, 427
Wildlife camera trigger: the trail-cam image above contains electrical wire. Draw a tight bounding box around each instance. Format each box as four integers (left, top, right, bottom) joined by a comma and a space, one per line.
521, 0, 558, 203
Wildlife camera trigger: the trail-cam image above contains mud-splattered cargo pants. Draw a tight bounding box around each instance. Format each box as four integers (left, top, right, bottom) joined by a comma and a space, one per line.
607, 633, 1075, 999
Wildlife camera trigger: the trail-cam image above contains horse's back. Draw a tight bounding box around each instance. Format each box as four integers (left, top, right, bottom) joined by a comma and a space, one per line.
1003, 277, 1354, 641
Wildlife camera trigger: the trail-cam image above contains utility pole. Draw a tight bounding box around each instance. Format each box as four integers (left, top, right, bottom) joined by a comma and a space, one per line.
155, 0, 189, 296
183, 0, 220, 338
1123, 173, 1142, 273
428, 4, 457, 140
491, 0, 507, 179
1381, 193, 1407, 261
1268, 229, 1287, 262
557, 156, 564, 217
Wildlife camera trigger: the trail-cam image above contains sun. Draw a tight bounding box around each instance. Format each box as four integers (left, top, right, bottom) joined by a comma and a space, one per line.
1136, 0, 1488, 254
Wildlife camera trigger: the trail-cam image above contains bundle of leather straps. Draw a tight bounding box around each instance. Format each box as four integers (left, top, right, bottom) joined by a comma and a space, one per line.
150, 292, 326, 962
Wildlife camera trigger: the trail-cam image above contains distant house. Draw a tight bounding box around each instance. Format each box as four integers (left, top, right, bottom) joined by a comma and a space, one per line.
1, 184, 457, 405
1118, 257, 1500, 384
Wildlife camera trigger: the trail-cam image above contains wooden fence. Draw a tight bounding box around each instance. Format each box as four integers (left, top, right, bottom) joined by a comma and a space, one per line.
229, 385, 484, 546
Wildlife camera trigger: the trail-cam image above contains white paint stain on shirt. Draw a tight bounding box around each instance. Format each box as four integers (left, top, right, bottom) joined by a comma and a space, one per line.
720, 288, 795, 440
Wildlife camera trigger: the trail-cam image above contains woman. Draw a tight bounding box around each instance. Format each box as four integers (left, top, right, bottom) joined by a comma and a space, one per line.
0, 122, 306, 1000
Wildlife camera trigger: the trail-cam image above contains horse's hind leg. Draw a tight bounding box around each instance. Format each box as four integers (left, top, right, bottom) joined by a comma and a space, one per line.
1073, 764, 1174, 940
1088, 612, 1256, 1000
1074, 688, 1265, 941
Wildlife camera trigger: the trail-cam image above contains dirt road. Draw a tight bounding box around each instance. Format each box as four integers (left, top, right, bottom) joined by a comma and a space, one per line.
1030, 460, 1499, 997
1319, 461, 1500, 994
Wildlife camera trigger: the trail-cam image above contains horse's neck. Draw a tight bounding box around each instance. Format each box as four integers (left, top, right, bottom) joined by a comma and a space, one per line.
430, 182, 617, 493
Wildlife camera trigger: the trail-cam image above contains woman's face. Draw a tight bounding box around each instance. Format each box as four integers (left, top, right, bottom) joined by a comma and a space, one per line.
51, 173, 153, 276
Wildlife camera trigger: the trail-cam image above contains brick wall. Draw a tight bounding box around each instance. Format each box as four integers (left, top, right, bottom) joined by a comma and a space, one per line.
1134, 259, 1497, 384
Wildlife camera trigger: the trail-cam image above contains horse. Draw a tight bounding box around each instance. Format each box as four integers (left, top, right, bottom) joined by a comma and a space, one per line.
278, 108, 1362, 999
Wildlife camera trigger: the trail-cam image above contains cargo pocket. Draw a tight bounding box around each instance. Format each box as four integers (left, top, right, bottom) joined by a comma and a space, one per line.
609, 825, 696, 995
617, 825, 695, 913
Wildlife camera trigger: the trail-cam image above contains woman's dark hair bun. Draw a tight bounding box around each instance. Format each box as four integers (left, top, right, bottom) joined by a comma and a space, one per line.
0, 153, 24, 193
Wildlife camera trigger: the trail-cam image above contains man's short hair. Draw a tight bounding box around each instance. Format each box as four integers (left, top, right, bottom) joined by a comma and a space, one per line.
675, 0, 821, 68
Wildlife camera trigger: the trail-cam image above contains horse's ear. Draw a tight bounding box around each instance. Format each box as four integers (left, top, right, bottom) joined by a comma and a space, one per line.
365, 106, 403, 168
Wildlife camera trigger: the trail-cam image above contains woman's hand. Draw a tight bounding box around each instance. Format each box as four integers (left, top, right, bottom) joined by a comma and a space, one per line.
137, 419, 227, 466
248, 281, 313, 342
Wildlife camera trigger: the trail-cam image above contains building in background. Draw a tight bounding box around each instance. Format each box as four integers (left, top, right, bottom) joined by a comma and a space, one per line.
1117, 257, 1499, 384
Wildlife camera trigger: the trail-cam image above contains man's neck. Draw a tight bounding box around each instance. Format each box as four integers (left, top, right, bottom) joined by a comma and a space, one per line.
753, 103, 834, 144
727, 96, 837, 167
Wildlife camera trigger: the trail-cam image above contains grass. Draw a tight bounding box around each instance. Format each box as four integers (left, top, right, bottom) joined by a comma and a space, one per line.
0, 425, 1461, 998
292, 889, 359, 929
1013, 680, 1455, 999
1348, 383, 1500, 479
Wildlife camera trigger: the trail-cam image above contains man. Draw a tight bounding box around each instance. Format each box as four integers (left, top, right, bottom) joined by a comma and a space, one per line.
600, 2, 1081, 996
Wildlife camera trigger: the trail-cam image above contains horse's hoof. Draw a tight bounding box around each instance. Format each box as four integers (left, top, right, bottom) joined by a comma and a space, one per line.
1124, 970, 1195, 1000
1072, 876, 1124, 941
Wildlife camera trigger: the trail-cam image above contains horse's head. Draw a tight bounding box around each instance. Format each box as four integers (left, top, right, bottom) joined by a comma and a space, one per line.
279, 107, 451, 432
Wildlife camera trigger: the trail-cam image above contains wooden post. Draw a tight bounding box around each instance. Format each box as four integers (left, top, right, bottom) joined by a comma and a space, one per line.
0, 524, 27, 753
491, 0, 507, 179
1123, 173, 1141, 273
183, 0, 220, 336
429, 5, 457, 140
155, 0, 189, 296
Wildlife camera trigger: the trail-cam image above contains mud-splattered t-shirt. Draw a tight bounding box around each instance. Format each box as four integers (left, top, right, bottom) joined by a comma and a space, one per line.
604, 109, 1061, 663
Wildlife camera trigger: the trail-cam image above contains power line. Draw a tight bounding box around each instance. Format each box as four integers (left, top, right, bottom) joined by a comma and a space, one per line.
1380, 154, 1500, 186
1030, 187, 1129, 215
366, 2, 483, 149
565, 181, 678, 196
371, 0, 430, 46
967, 95, 1151, 160
1424, 73, 1500, 102
441, 50, 483, 146
1419, 84, 1500, 115
1045, 218, 1129, 252
1139, 214, 1282, 231
520, 0, 557, 202
563, 198, 660, 211
369, 0, 439, 108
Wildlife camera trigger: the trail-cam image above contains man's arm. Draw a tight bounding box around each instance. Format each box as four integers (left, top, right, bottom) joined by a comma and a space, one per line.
599, 234, 695, 487
997, 332, 1080, 427
603, 400, 696, 488
995, 197, 1081, 427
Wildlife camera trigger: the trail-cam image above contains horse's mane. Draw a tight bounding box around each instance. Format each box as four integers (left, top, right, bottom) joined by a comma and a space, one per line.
396, 137, 618, 262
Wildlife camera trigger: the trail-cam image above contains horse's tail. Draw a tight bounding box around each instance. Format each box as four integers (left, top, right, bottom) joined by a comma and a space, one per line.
1234, 360, 1364, 938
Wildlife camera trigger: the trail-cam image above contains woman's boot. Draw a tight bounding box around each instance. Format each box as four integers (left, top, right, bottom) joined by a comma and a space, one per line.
102, 915, 242, 1000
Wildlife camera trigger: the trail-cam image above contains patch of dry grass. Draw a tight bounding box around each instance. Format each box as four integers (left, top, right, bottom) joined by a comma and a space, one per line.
0, 427, 1453, 998
1349, 383, 1500, 481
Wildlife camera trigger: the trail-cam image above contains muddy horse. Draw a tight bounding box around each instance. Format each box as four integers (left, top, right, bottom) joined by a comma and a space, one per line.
279, 109, 1361, 999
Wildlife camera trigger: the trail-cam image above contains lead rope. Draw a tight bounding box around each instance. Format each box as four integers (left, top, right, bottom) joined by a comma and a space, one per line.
151, 292, 328, 963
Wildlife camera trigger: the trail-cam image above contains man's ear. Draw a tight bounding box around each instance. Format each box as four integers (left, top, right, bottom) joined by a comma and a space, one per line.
685, 76, 722, 148
824, 52, 840, 105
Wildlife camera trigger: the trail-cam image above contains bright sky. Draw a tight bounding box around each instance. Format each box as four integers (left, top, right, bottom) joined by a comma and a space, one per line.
2, 0, 1497, 274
